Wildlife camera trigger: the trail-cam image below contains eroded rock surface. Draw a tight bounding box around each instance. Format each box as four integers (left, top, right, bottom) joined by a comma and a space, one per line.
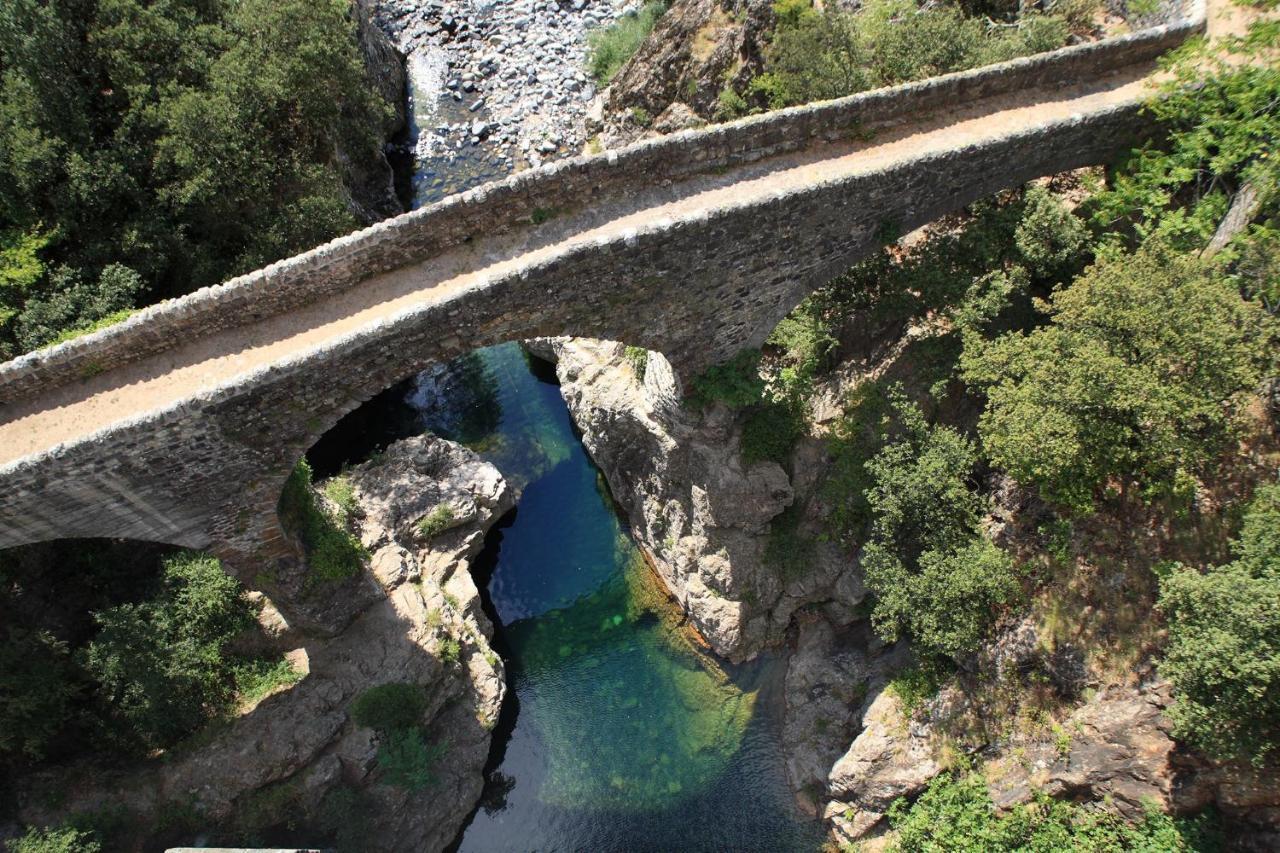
596, 0, 776, 146
528, 337, 860, 661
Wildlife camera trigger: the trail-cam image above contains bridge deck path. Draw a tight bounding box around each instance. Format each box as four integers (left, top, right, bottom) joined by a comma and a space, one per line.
0, 64, 1159, 468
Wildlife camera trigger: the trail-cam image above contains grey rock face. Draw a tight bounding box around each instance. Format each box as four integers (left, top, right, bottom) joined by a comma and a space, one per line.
530, 337, 865, 661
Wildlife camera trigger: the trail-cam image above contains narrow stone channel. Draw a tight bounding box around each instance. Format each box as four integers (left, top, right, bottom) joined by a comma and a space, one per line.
313, 343, 822, 850
302, 47, 822, 845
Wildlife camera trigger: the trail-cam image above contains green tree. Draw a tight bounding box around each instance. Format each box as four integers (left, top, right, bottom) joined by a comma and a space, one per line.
1158, 483, 1280, 765
0, 0, 390, 355
1089, 16, 1280, 251
962, 245, 1273, 511
81, 552, 253, 750
0, 627, 78, 763
749, 0, 1069, 110
861, 392, 1021, 658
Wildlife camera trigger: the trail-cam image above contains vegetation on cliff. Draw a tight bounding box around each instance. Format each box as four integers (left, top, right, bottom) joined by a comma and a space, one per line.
689, 3, 1280, 828
1, 547, 296, 808
886, 767, 1222, 851
719, 0, 1089, 117
0, 0, 392, 357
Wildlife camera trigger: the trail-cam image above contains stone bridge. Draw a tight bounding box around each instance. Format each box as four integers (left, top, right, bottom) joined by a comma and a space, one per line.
0, 4, 1204, 628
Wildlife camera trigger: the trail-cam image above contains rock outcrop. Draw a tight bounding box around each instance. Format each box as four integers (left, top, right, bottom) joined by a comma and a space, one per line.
17, 434, 511, 852
528, 338, 861, 662
596, 0, 776, 146
344, 0, 409, 222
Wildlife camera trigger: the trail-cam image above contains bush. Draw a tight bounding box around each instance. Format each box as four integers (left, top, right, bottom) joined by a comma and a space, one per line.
860, 392, 1021, 658
685, 349, 766, 410
963, 245, 1273, 512
278, 459, 367, 583
5, 827, 101, 853
741, 400, 805, 465
1158, 484, 1280, 765
887, 769, 1222, 851
80, 552, 253, 751
623, 345, 648, 381
416, 504, 457, 540
749, 0, 1070, 110
321, 475, 358, 520
587, 1, 667, 85
350, 683, 428, 734
233, 657, 303, 706
0, 627, 77, 763
376, 728, 446, 791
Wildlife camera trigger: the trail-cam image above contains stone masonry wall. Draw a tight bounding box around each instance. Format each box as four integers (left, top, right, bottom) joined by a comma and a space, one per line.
0, 103, 1164, 617
0, 0, 1203, 405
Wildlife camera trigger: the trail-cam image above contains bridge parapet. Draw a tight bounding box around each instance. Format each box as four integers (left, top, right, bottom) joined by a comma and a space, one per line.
0, 0, 1203, 407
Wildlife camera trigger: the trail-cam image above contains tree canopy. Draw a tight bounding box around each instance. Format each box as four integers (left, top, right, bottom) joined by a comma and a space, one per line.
0, 0, 389, 357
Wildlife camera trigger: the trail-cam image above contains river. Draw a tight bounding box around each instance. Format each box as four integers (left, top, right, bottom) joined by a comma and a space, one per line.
302, 58, 823, 848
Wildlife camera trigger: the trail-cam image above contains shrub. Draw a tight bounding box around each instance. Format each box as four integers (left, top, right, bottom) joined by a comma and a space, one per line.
1158, 484, 1280, 765
80, 552, 253, 751
750, 0, 1070, 110
350, 682, 428, 733
376, 728, 447, 791
321, 475, 358, 520
685, 349, 766, 410
5, 827, 101, 853
963, 245, 1273, 512
233, 657, 303, 706
278, 459, 367, 583
623, 345, 648, 381
417, 504, 457, 540
438, 636, 462, 667
741, 400, 805, 465
0, 627, 77, 763
587, 1, 667, 84
860, 392, 1021, 658
886, 769, 1221, 850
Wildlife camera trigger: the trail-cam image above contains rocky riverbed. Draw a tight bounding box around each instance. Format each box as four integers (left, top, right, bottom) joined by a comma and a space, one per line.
373, 0, 637, 198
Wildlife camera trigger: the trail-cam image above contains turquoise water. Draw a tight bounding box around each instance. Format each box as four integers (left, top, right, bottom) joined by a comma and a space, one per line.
312, 344, 823, 850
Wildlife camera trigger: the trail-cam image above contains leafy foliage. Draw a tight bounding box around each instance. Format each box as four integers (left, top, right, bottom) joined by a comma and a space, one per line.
416, 504, 457, 540
962, 245, 1273, 511
747, 0, 1071, 110
1158, 484, 1280, 765
587, 1, 667, 84
861, 392, 1021, 658
5, 827, 102, 853
350, 682, 445, 792
686, 349, 767, 410
350, 683, 428, 734
81, 552, 253, 751
376, 728, 447, 791
279, 459, 368, 583
232, 657, 303, 707
887, 769, 1222, 851
0, 627, 77, 763
1088, 18, 1280, 252
0, 0, 389, 356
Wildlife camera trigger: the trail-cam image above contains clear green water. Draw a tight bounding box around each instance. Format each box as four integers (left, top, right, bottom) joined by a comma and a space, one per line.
449, 345, 821, 851
312, 344, 822, 850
